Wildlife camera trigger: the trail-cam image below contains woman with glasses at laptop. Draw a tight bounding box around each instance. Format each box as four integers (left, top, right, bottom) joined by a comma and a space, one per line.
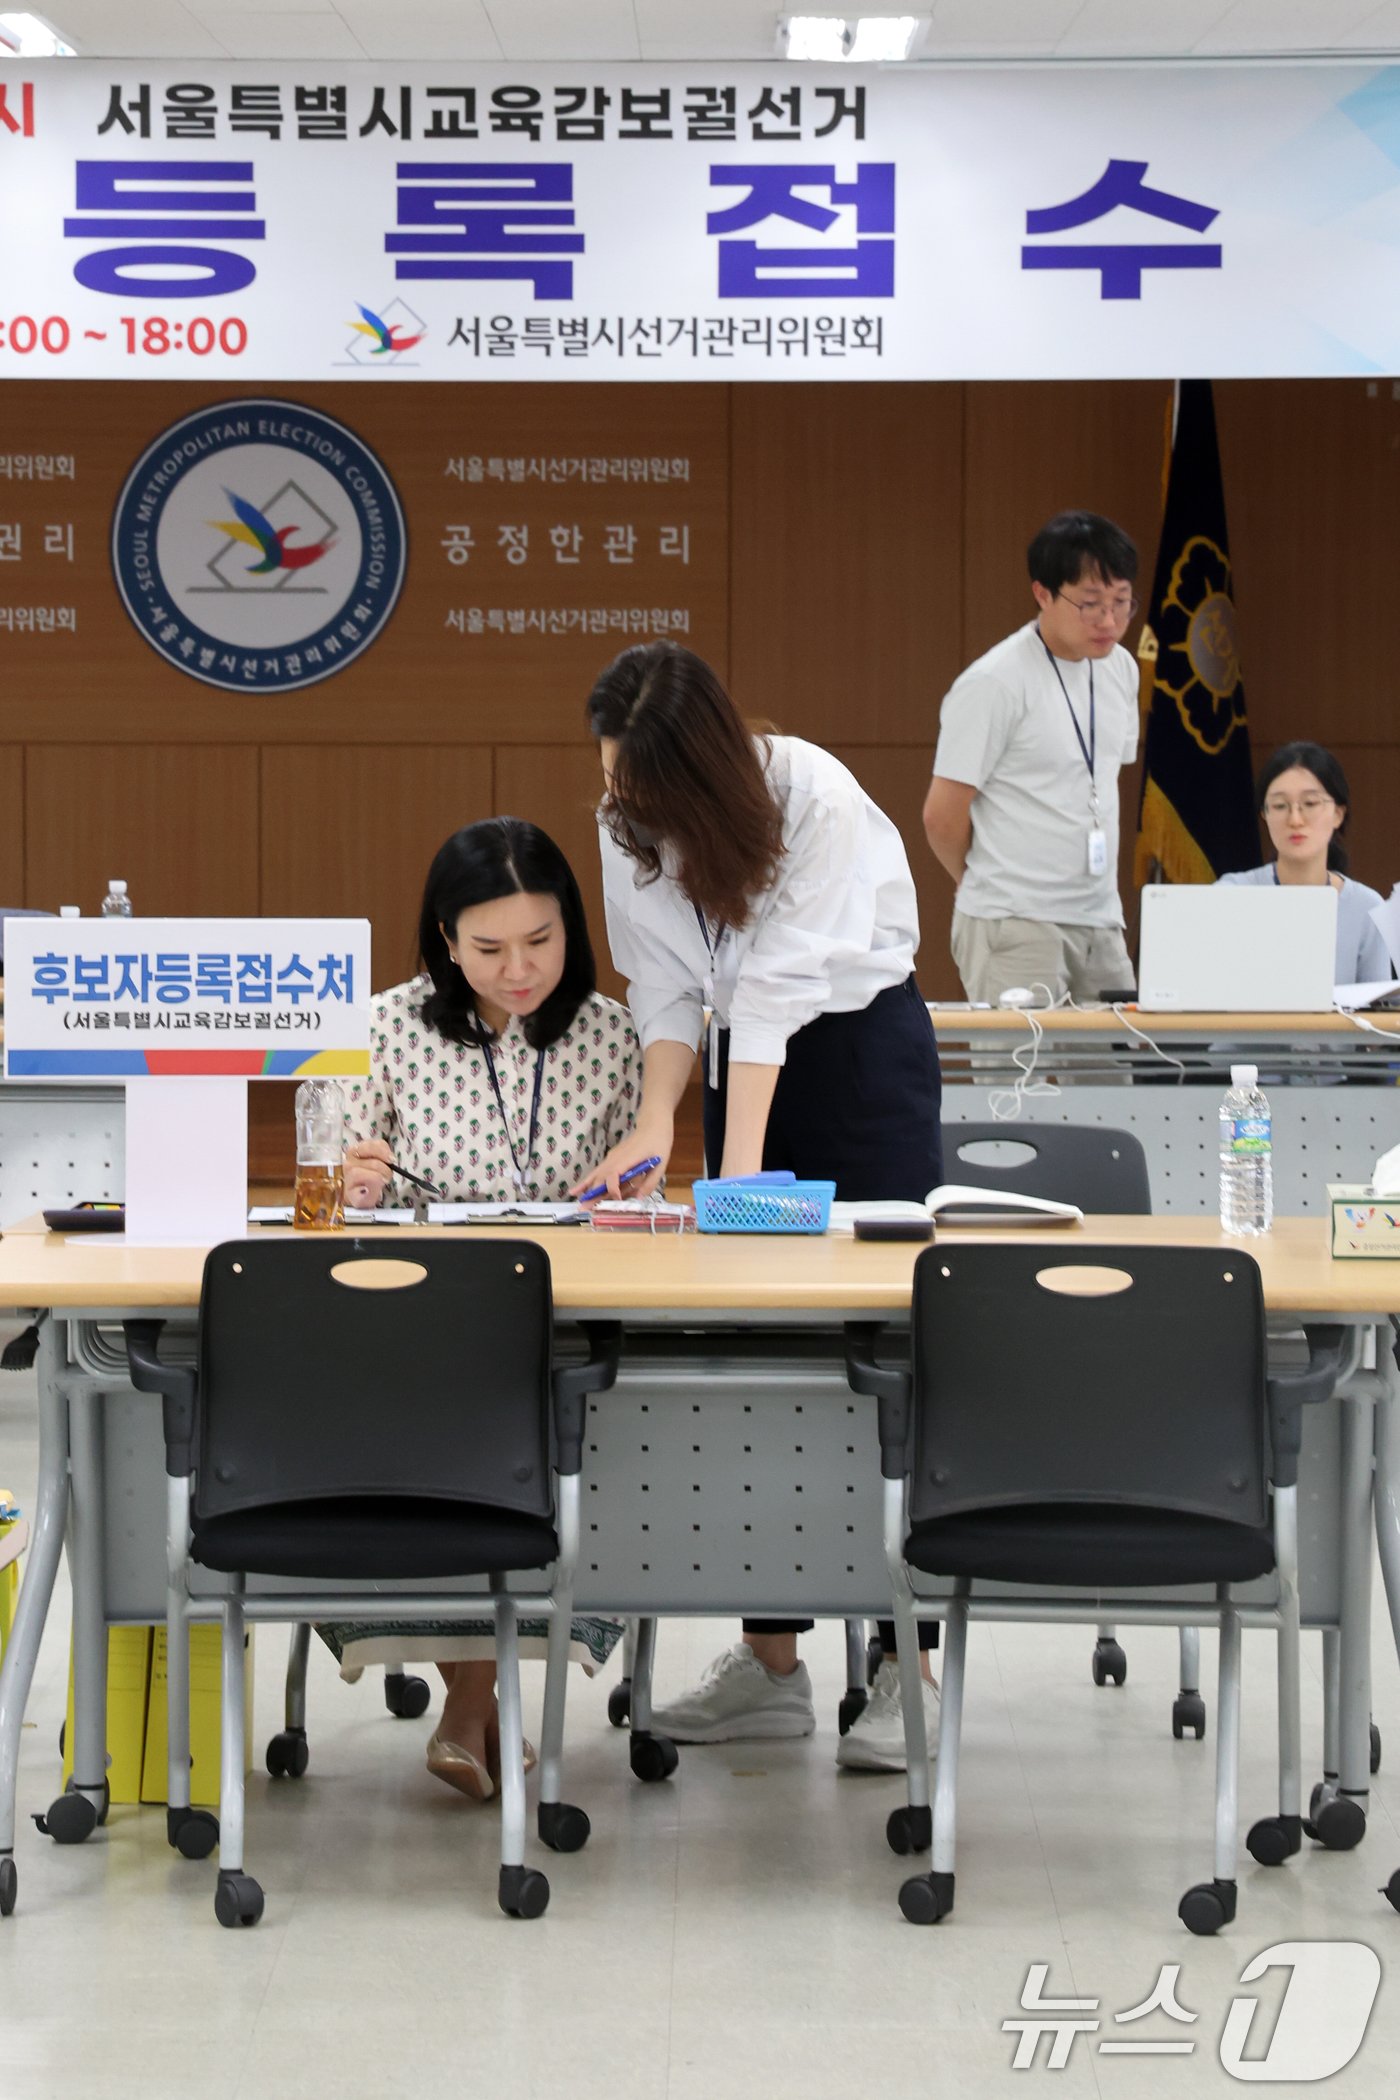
324, 816, 640, 1802
1214, 742, 1391, 984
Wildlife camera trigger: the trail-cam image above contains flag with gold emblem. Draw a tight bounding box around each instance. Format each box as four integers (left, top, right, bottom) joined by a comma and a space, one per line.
1134, 379, 1258, 884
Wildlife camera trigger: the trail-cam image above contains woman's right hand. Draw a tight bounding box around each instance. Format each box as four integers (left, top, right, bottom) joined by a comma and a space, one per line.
344, 1137, 395, 1211
572, 1115, 674, 1202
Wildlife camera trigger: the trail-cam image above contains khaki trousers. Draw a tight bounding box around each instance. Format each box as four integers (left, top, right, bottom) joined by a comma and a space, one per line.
951, 911, 1134, 1007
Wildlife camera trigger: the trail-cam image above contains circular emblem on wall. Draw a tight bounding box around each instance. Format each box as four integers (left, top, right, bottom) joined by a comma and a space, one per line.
112, 397, 407, 694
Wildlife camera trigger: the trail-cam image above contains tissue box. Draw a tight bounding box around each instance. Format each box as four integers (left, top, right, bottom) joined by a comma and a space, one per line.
1329, 1185, 1400, 1258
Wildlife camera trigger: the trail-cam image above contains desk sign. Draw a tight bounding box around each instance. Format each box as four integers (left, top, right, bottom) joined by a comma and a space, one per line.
2, 918, 371, 1081
1329, 1185, 1400, 1260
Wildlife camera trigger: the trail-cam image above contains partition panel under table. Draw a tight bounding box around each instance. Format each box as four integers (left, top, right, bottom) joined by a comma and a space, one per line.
0, 1219, 1397, 1921
932, 1009, 1400, 1214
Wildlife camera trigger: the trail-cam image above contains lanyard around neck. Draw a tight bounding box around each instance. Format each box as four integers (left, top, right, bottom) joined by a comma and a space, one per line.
1041, 637, 1097, 800
482, 1035, 547, 1194
694, 903, 726, 962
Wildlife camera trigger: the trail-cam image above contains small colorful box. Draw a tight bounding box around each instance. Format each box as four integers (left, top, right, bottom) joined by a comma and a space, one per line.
0, 1491, 27, 1665
1329, 1185, 1400, 1259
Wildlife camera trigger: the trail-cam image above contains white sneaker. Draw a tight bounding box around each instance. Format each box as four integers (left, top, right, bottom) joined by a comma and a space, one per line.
836, 1659, 940, 1772
648, 1643, 816, 1743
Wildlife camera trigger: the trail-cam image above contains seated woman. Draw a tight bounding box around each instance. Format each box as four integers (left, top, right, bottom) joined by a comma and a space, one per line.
328, 816, 639, 1801
1216, 741, 1391, 983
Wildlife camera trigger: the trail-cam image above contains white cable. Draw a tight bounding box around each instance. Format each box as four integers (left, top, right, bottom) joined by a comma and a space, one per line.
985, 983, 1062, 1122
1106, 1003, 1188, 1083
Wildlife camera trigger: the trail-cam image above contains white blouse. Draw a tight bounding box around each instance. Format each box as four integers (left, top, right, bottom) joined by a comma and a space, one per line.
599, 735, 918, 1067
344, 978, 640, 1203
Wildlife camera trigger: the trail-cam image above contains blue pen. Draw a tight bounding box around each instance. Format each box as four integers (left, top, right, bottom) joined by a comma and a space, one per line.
576, 1155, 663, 1204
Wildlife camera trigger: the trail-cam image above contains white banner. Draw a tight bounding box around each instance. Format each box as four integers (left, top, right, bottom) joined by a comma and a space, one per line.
1, 917, 371, 1079
1, 60, 1399, 379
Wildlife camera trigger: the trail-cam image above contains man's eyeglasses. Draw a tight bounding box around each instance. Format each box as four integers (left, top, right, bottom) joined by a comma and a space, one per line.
1263, 795, 1334, 820
1055, 590, 1139, 626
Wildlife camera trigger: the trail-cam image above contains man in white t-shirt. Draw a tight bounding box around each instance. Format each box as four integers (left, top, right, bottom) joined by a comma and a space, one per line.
925, 511, 1141, 1004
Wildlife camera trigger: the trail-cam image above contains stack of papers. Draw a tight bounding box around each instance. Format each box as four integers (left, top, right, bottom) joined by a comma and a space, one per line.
247, 1206, 416, 1226
427, 1201, 588, 1226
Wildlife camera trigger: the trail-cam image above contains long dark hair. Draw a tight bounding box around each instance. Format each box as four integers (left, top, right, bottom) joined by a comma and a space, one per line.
1256, 741, 1352, 875
416, 817, 596, 1048
585, 640, 785, 930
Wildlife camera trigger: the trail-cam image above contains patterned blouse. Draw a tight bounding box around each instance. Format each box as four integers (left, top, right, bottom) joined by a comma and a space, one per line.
344, 978, 640, 1203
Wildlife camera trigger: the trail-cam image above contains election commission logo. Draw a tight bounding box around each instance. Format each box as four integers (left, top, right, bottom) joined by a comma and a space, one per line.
112, 399, 407, 694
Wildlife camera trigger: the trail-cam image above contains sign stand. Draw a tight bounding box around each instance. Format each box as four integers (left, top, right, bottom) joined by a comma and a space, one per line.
124, 1077, 248, 1246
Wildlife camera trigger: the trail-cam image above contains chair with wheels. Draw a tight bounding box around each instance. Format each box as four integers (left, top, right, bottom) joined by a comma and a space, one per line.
124, 1235, 619, 1929
945, 1120, 1208, 1733
266, 1626, 431, 1781
845, 1242, 1345, 1931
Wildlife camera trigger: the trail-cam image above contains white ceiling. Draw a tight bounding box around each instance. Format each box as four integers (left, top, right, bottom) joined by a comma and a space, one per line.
21, 1, 1400, 64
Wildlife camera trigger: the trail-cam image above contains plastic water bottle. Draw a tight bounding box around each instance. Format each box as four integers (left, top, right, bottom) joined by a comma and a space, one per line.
1220, 1063, 1273, 1237
293, 1077, 346, 1232
99, 879, 132, 918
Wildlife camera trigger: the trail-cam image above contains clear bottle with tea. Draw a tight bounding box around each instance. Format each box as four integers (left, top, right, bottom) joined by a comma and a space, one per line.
293, 1078, 345, 1231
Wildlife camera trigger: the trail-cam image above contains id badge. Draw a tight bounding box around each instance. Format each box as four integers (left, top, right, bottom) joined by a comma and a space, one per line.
1086, 826, 1108, 877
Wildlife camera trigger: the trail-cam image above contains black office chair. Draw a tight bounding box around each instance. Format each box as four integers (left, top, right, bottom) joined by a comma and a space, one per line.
846, 1243, 1345, 1932
945, 1120, 1210, 1726
125, 1237, 620, 1928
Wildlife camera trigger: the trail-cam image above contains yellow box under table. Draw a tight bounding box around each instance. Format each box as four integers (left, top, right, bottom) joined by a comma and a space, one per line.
141, 1624, 255, 1808
61, 1626, 153, 1803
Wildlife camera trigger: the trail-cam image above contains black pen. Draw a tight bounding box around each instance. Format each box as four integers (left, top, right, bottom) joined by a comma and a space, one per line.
387, 1161, 448, 1201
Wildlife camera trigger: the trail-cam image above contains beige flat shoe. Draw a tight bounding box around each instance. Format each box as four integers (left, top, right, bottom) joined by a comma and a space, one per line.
485, 1726, 538, 1790
426, 1729, 495, 1802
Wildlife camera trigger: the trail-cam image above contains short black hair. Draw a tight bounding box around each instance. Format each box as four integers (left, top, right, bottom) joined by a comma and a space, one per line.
1027, 511, 1139, 594
1256, 741, 1352, 875
416, 817, 596, 1049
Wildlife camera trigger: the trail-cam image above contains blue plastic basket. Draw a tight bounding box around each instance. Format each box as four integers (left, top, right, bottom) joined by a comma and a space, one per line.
693, 1173, 835, 1235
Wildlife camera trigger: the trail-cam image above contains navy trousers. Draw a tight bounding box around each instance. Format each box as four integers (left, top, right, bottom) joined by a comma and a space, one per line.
703, 975, 944, 1651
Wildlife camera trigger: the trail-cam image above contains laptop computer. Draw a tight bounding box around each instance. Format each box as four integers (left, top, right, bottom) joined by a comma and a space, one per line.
1136, 884, 1338, 1012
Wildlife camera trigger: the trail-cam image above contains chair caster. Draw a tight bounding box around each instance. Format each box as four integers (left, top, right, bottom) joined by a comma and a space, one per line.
384, 1671, 431, 1720
33, 1778, 108, 1844
538, 1802, 591, 1853
886, 1805, 932, 1856
265, 1728, 309, 1779
1382, 1868, 1400, 1914
1172, 1690, 1207, 1740
1305, 1786, 1366, 1851
0, 1857, 16, 1918
1178, 1877, 1237, 1936
214, 1870, 264, 1929
1246, 1813, 1301, 1866
1371, 1722, 1382, 1775
866, 1634, 884, 1686
498, 1865, 550, 1919
607, 1679, 632, 1728
1091, 1637, 1127, 1687
899, 1870, 953, 1924
838, 1688, 868, 1735
167, 1806, 219, 1859
629, 1731, 679, 1783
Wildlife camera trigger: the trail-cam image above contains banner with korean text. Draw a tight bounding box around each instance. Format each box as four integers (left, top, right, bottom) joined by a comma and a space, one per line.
1, 917, 371, 1079
1, 60, 1399, 380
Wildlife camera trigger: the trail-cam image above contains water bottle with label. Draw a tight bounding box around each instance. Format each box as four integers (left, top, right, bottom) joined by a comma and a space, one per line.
1219, 1062, 1273, 1237
99, 879, 132, 918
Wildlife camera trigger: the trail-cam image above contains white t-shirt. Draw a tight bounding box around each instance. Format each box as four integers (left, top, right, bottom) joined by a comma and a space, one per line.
599, 735, 918, 1067
934, 620, 1139, 927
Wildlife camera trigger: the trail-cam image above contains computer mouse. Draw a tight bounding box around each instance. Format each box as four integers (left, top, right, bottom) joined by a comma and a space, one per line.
998, 986, 1037, 1008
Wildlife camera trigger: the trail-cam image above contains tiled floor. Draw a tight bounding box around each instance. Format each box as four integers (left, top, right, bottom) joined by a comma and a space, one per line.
1, 1320, 1397, 2096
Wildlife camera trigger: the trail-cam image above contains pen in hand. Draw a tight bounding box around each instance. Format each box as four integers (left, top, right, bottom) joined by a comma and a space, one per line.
575, 1155, 663, 1205
386, 1161, 448, 1201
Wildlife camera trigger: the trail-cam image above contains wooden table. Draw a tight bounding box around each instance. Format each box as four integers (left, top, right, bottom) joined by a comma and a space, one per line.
1, 1215, 1397, 1920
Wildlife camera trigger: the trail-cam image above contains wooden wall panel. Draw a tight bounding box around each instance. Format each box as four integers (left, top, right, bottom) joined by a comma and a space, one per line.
961, 381, 1170, 669
0, 748, 22, 905
1321, 746, 1400, 901
260, 745, 494, 989
23, 745, 259, 917
0, 381, 729, 746
1215, 380, 1400, 751
729, 384, 965, 746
